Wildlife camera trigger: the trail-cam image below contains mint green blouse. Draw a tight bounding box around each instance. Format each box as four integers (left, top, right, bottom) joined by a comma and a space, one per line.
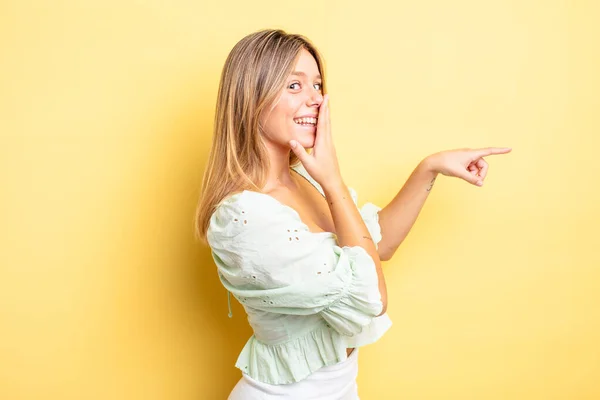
206, 163, 392, 385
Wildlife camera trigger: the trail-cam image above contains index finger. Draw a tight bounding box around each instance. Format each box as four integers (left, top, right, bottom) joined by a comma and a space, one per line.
472, 147, 512, 159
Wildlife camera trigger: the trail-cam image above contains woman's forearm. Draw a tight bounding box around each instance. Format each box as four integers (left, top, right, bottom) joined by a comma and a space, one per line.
377, 158, 439, 261
322, 180, 388, 315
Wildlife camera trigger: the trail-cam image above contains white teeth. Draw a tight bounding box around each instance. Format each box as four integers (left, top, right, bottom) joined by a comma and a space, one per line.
294, 117, 317, 125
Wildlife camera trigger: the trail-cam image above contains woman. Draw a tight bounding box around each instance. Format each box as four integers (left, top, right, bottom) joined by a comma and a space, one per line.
195, 29, 511, 399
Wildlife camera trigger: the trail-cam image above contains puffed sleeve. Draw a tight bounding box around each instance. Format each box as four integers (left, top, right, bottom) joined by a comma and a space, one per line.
207, 191, 384, 336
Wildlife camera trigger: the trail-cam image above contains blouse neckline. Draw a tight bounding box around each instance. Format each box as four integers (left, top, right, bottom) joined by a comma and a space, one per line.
238, 163, 335, 236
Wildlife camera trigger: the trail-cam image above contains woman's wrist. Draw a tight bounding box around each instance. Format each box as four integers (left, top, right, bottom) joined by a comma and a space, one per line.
321, 177, 347, 200
420, 155, 441, 176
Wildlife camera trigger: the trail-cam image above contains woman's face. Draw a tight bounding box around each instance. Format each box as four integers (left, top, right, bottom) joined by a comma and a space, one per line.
260, 48, 324, 150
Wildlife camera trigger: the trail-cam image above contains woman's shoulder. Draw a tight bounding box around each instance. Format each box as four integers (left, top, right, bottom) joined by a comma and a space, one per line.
213, 189, 282, 218
208, 189, 291, 238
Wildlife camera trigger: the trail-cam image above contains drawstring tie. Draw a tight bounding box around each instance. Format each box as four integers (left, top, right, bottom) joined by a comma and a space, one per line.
227, 290, 233, 318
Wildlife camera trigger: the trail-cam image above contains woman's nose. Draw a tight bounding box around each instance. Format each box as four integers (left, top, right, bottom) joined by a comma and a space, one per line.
308, 90, 324, 106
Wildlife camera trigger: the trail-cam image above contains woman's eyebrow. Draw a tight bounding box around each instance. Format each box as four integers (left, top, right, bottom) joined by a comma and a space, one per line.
291, 71, 322, 80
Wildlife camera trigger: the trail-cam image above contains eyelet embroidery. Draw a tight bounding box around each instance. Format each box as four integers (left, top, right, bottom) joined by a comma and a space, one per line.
232, 209, 247, 224
287, 228, 302, 242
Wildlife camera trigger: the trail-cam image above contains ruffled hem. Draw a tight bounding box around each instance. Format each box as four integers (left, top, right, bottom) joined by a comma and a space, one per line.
235, 322, 344, 385
235, 316, 391, 385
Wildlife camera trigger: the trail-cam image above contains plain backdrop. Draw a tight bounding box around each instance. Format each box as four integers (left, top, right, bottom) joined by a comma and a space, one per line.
1, 0, 599, 398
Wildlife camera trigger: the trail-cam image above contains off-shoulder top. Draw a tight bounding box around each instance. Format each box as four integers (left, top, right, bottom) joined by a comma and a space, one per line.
206, 162, 392, 385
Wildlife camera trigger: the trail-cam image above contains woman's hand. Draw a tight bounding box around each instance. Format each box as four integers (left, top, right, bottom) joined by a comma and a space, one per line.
288, 94, 343, 190
424, 147, 512, 186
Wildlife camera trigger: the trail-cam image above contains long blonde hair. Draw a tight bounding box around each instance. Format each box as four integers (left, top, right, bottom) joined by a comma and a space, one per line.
194, 29, 327, 244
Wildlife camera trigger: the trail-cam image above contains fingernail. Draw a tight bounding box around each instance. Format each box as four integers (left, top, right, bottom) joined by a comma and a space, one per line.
476, 180, 483, 186
289, 140, 297, 148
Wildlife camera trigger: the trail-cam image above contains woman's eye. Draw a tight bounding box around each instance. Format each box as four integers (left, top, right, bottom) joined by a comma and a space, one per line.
289, 82, 323, 91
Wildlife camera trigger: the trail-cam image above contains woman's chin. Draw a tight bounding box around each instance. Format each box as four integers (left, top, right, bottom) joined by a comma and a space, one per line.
291, 126, 316, 148
293, 133, 316, 149
297, 139, 315, 150
305, 138, 316, 148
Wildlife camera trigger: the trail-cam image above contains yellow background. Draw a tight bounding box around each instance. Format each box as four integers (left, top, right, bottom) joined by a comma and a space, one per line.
2, 0, 599, 398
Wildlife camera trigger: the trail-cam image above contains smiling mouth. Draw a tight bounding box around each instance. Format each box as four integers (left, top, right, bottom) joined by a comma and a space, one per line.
293, 117, 317, 126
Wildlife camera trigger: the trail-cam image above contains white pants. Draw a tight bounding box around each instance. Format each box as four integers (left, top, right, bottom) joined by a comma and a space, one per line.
228, 348, 360, 400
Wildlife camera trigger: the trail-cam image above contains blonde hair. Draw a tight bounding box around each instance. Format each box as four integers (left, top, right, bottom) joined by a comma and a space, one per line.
194, 29, 327, 244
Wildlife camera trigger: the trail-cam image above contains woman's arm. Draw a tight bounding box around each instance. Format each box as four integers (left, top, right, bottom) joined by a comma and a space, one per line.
376, 158, 438, 261
377, 146, 512, 261
323, 181, 387, 315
